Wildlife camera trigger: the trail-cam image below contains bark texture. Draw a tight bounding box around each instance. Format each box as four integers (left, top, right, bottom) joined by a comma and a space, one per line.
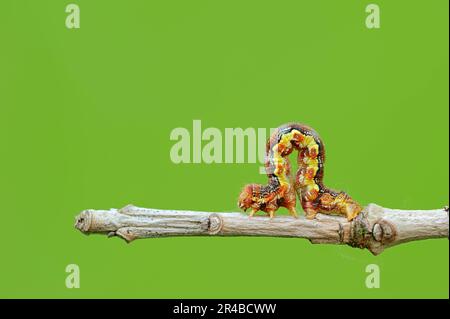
75, 204, 449, 255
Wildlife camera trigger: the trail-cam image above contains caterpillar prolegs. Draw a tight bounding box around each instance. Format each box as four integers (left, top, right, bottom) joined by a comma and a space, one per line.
237, 123, 362, 221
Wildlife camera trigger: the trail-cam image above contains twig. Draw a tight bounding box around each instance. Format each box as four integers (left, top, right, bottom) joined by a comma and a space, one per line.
74, 204, 448, 255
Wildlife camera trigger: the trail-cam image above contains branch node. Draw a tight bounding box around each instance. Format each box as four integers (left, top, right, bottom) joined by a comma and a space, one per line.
348, 211, 370, 249
372, 219, 396, 243
208, 214, 223, 235
119, 204, 136, 215
116, 228, 136, 243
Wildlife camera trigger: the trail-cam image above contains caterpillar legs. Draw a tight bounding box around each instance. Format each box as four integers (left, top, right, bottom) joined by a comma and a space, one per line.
248, 208, 275, 219
288, 207, 298, 218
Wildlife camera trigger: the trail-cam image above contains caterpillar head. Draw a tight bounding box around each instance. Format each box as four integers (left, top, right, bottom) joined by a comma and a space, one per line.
238, 184, 257, 212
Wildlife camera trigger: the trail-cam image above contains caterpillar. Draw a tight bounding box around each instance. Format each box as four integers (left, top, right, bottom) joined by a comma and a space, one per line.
238, 123, 362, 221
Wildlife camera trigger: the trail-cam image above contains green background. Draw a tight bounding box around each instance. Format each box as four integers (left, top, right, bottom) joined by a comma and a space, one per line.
0, 0, 448, 298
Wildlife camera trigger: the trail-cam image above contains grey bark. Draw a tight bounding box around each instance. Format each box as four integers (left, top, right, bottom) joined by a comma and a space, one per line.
74, 204, 448, 255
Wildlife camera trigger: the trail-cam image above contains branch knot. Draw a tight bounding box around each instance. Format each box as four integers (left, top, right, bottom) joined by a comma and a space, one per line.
208, 214, 223, 234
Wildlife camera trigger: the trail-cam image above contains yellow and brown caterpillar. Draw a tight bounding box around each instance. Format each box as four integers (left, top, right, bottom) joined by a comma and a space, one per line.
238, 123, 362, 221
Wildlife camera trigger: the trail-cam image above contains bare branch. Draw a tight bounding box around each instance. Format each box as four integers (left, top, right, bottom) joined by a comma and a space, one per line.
75, 204, 448, 255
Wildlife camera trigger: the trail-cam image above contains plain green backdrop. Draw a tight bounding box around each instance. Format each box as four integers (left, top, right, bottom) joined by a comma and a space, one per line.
0, 0, 448, 298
